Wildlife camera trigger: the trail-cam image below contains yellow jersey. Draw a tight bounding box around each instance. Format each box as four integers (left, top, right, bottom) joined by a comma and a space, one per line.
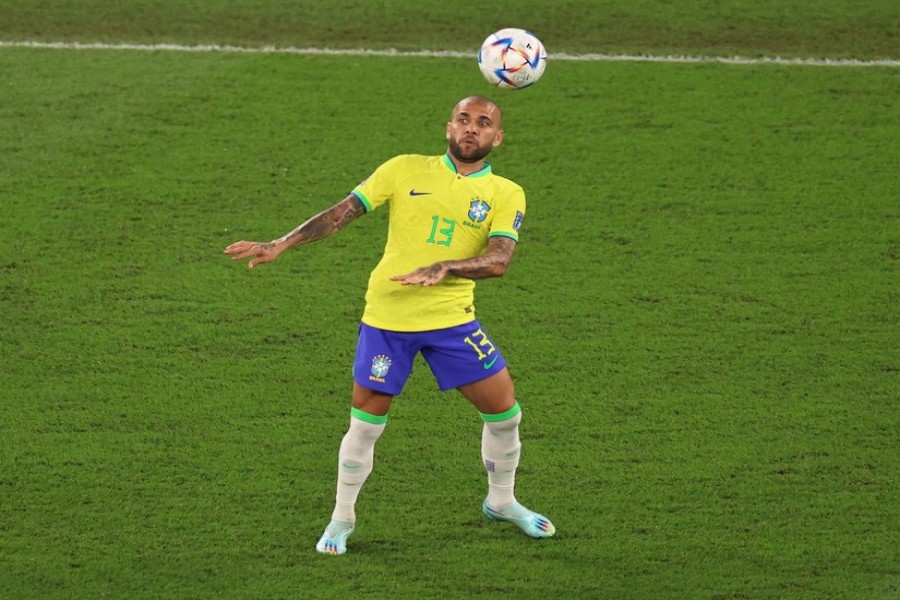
352, 154, 526, 332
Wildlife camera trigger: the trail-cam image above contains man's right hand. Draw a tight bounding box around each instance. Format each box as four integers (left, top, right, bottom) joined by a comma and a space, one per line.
224, 240, 284, 269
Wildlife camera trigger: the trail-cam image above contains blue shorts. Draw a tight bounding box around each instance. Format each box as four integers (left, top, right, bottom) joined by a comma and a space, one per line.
353, 320, 507, 395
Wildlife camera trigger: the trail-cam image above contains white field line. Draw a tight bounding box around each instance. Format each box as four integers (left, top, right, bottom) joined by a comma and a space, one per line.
1, 40, 899, 68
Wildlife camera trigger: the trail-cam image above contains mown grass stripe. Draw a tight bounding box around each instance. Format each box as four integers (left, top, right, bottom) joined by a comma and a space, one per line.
1, 39, 898, 68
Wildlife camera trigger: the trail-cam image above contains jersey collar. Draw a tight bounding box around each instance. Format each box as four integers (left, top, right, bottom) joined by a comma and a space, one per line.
443, 153, 492, 178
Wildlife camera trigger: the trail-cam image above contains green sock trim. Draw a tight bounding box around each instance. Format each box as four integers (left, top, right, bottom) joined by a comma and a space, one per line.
480, 402, 521, 423
351, 407, 388, 425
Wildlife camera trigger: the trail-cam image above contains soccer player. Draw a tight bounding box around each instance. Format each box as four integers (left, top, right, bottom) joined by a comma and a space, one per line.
224, 95, 555, 555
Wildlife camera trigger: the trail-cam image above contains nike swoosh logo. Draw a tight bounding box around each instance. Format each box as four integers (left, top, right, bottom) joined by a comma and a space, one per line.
483, 355, 499, 370
409, 189, 432, 196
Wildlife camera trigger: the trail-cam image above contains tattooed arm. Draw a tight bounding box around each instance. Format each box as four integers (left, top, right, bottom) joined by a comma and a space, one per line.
224, 194, 366, 269
390, 236, 518, 286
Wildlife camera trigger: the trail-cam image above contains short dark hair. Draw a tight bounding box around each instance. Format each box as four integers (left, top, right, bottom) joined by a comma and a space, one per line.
451, 96, 503, 125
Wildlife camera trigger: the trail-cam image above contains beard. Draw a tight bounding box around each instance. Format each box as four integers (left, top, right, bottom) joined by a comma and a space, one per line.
448, 136, 493, 164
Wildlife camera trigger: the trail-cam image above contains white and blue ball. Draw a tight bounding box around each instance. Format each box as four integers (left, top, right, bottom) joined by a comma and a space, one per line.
478, 28, 547, 90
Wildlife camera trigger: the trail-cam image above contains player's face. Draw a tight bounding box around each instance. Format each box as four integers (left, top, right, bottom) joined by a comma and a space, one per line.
446, 100, 504, 164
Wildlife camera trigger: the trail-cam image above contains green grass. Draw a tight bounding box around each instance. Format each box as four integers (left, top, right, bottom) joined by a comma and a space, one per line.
1, 3, 899, 599
2, 0, 900, 58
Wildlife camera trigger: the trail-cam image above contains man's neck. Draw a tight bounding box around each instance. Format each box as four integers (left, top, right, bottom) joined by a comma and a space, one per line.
447, 153, 486, 176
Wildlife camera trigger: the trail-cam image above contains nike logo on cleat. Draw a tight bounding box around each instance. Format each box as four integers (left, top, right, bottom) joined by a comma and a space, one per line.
409, 189, 432, 196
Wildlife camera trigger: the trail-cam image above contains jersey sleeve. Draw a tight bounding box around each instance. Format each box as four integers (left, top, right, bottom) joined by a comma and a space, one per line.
489, 185, 526, 242
351, 155, 406, 213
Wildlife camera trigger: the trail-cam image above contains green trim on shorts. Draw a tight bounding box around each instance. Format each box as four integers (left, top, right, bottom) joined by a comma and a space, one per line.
351, 406, 388, 425
479, 402, 521, 423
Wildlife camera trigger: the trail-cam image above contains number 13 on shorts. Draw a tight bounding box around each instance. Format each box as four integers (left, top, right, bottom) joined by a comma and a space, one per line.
463, 328, 496, 360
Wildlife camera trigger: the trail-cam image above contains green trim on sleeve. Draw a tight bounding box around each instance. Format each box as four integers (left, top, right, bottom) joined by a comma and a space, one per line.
480, 402, 521, 423
351, 189, 373, 212
489, 231, 519, 242
351, 407, 388, 424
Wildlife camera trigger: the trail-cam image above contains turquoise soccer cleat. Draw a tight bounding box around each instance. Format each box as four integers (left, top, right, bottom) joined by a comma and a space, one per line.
482, 500, 556, 538
315, 520, 355, 555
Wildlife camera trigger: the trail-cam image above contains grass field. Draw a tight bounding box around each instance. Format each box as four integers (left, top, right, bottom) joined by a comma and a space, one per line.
1, 2, 899, 599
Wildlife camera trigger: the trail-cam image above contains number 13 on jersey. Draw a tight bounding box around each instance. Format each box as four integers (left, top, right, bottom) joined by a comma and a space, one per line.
426, 215, 456, 247
463, 328, 496, 359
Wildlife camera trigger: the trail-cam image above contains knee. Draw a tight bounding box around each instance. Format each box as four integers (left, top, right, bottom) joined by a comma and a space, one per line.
484, 409, 522, 434
347, 416, 386, 442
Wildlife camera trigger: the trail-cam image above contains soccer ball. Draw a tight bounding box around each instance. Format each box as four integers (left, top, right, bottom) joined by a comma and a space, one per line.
478, 28, 547, 90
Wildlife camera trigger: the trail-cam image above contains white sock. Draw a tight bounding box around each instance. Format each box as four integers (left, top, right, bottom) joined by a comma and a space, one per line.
481, 407, 522, 509
331, 411, 386, 523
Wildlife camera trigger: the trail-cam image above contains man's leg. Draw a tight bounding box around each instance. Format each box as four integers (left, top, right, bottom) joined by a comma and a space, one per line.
480, 402, 522, 509
459, 371, 555, 538
316, 384, 392, 555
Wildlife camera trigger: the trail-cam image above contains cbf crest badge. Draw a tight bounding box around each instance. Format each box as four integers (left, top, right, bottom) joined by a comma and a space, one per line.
468, 199, 491, 223
370, 355, 392, 382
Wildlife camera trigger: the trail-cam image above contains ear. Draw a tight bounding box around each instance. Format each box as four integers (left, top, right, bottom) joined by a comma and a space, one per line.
492, 129, 504, 148
445, 121, 452, 140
